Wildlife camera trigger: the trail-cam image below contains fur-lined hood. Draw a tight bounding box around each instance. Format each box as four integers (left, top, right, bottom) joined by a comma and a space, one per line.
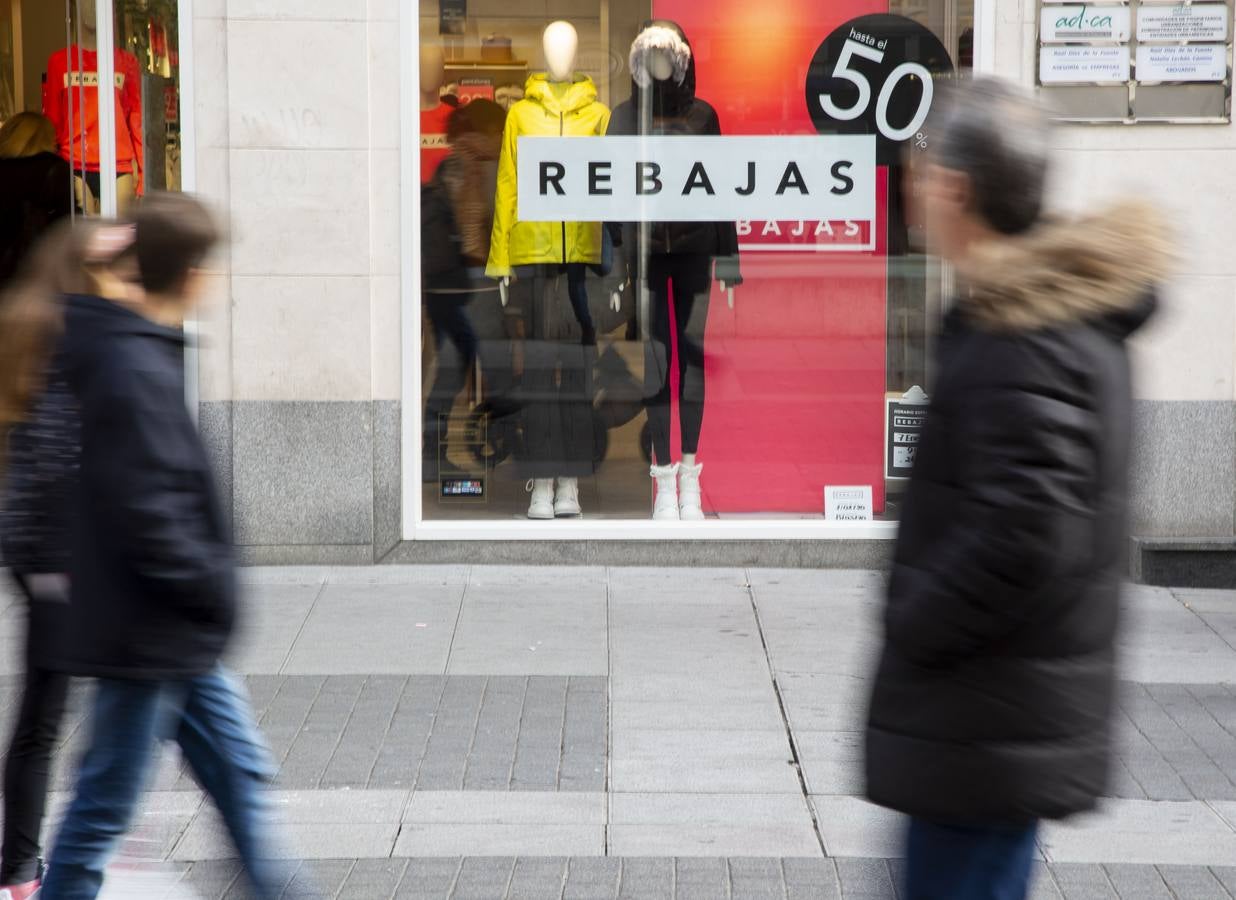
628, 20, 696, 116
958, 202, 1173, 336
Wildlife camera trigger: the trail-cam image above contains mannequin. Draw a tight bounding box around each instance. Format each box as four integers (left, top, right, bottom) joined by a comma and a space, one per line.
420, 44, 453, 183
486, 21, 611, 519
607, 21, 742, 521
43, 0, 143, 213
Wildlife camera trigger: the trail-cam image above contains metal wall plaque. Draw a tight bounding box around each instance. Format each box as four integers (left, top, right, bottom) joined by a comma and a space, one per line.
1036, 0, 1234, 123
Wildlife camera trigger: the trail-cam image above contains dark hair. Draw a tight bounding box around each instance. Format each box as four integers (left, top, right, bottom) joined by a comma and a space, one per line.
447, 98, 507, 142
928, 78, 1051, 235
130, 192, 222, 294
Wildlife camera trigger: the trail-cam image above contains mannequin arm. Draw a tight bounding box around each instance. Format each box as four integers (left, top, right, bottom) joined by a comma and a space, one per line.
485, 115, 520, 280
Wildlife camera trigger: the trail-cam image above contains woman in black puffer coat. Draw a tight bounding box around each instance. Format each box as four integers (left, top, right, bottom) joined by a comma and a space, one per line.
863, 80, 1173, 900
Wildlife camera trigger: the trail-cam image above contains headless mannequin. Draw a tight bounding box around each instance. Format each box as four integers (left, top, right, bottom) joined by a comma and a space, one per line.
498, 22, 579, 309
52, 0, 139, 213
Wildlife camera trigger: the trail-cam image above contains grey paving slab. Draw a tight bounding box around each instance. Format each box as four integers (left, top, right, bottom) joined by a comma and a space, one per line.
1103, 863, 1174, 899
777, 672, 869, 733
506, 857, 568, 899
329, 565, 472, 586
795, 731, 865, 796
1050, 863, 1119, 899
1040, 799, 1236, 865
834, 857, 898, 898
224, 583, 319, 674
394, 824, 605, 857
404, 790, 606, 825
727, 858, 786, 900
1118, 588, 1236, 683
782, 857, 842, 900
610, 729, 799, 794
563, 857, 622, 899
282, 583, 464, 675
448, 585, 608, 676
1156, 865, 1234, 899
1173, 588, 1236, 614
811, 796, 904, 860
610, 792, 821, 856
339, 858, 409, 899
395, 858, 463, 899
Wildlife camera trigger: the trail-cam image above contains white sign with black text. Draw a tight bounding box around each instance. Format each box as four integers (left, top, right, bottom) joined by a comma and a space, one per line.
1040, 5, 1132, 42
824, 485, 874, 521
1040, 45, 1131, 82
516, 135, 877, 223
1136, 43, 1228, 81
1137, 4, 1229, 42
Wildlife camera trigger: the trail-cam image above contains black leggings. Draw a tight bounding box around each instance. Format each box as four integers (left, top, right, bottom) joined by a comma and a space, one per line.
644, 254, 711, 465
1, 574, 71, 884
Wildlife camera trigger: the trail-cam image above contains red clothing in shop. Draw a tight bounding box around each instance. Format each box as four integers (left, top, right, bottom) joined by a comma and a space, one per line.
43, 45, 143, 192
420, 102, 453, 183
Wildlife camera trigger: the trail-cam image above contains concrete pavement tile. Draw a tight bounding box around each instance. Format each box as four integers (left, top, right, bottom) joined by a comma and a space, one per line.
95, 865, 197, 900
339, 858, 409, 898
674, 858, 728, 897
1103, 863, 1173, 898
403, 790, 606, 825
810, 796, 904, 859
506, 857, 569, 899
1211, 868, 1236, 895
562, 857, 621, 899
778, 673, 868, 733
449, 591, 607, 676
265, 788, 409, 823
1119, 593, 1236, 683
616, 858, 674, 899
171, 818, 399, 860
782, 857, 841, 899
467, 565, 607, 588
1156, 864, 1234, 899
1173, 588, 1236, 614
609, 674, 778, 705
177, 859, 244, 899
727, 858, 786, 900
282, 583, 463, 675
610, 730, 799, 794
834, 857, 898, 898
610, 792, 813, 826
393, 824, 605, 857
611, 698, 784, 731
450, 857, 516, 900
1027, 862, 1064, 899
237, 566, 329, 586
328, 565, 470, 585
1041, 800, 1236, 865
393, 858, 461, 898
284, 859, 356, 899
608, 824, 820, 857
746, 568, 884, 595
1049, 863, 1118, 899
794, 732, 864, 792
225, 583, 319, 674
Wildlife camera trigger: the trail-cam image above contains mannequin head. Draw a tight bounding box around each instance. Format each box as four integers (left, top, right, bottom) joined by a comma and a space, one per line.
420, 44, 446, 108
76, 0, 98, 33
647, 49, 675, 82
542, 21, 578, 83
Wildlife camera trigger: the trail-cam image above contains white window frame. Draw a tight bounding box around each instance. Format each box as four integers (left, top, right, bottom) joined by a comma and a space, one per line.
398, 4, 987, 543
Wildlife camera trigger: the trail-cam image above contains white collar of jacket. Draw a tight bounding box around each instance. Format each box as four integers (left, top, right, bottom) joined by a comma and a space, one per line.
956, 201, 1175, 333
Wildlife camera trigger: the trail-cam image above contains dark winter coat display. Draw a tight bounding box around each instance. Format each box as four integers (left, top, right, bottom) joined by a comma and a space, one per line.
606, 20, 741, 285
51, 293, 237, 680
865, 205, 1171, 823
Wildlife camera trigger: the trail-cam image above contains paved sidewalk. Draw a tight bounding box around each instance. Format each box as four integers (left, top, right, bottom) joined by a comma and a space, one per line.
1, 567, 1235, 898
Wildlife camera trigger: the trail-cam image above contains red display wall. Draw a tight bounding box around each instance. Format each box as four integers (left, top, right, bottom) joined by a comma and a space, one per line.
654, 0, 891, 514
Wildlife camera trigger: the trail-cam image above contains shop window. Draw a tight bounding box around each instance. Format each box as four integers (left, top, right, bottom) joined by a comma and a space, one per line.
416, 0, 972, 526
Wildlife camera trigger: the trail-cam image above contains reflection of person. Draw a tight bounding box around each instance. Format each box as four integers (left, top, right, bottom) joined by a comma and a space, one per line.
0, 113, 72, 290
607, 21, 741, 521
0, 221, 88, 900
422, 99, 505, 482
36, 195, 297, 900
487, 21, 610, 519
864, 81, 1171, 900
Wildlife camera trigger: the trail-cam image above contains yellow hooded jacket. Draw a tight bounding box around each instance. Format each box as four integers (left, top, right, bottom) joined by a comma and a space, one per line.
486, 74, 610, 278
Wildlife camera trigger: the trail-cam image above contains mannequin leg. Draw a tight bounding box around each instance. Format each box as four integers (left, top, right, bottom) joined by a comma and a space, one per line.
670, 254, 713, 461
642, 257, 674, 466
116, 174, 136, 214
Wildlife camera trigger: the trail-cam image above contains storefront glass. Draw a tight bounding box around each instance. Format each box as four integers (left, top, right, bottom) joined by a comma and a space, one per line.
416, 0, 972, 526
0, 0, 182, 215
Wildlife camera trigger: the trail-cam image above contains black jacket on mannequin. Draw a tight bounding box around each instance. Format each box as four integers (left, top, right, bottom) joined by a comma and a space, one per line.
607, 20, 741, 286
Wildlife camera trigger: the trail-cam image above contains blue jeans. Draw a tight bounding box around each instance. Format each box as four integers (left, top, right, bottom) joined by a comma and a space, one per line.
904, 817, 1039, 900
41, 666, 288, 900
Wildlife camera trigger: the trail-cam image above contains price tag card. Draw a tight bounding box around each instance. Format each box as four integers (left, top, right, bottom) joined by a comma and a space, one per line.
825, 485, 874, 521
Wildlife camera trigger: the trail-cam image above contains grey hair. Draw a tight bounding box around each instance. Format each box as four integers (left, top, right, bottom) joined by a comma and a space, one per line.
928, 78, 1052, 235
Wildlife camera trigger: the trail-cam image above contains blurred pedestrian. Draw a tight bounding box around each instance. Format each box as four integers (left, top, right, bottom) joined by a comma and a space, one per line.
0, 222, 94, 900
864, 79, 1172, 900
33, 193, 292, 900
0, 112, 73, 291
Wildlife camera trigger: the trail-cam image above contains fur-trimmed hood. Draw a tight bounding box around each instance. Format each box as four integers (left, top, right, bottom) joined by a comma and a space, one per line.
958, 202, 1173, 336
628, 20, 696, 116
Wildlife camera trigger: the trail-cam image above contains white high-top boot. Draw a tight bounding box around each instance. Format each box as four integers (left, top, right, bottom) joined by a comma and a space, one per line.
526, 479, 555, 519
650, 463, 680, 520
554, 477, 582, 517
678, 462, 704, 521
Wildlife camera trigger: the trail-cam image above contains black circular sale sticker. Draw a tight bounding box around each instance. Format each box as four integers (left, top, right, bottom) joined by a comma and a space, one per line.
805, 15, 954, 166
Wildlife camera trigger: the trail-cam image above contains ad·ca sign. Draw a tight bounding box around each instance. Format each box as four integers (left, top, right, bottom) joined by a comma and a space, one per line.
516, 135, 876, 223
806, 14, 954, 166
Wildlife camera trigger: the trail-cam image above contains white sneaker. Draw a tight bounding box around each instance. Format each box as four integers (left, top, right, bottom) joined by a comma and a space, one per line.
678, 462, 704, 521
526, 479, 555, 519
554, 477, 582, 517
650, 463, 680, 520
